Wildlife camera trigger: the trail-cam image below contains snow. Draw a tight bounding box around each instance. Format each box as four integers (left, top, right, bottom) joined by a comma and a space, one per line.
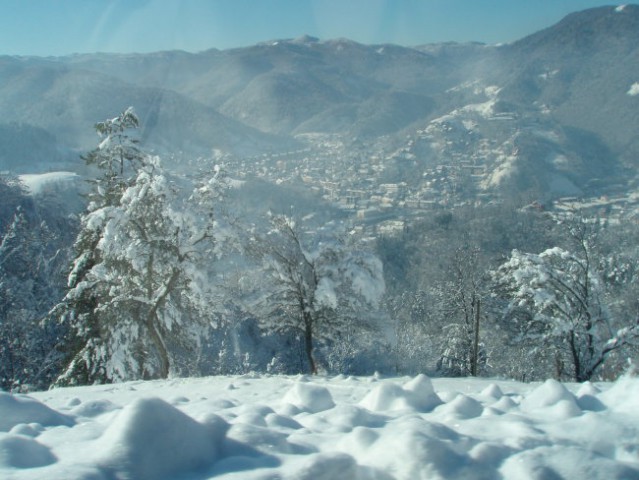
95, 397, 226, 480
315, 277, 338, 309
627, 82, 639, 96
1, 374, 639, 479
18, 172, 78, 195
483, 152, 517, 188
282, 382, 335, 413
0, 393, 74, 431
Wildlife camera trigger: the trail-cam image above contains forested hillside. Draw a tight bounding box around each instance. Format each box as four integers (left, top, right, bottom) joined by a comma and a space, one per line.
1, 6, 639, 390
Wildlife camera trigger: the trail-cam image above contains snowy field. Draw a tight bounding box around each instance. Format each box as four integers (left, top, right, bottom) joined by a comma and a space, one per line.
1, 374, 639, 479
18, 172, 78, 195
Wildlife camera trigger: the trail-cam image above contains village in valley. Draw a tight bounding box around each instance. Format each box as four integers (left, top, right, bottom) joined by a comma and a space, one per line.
225, 94, 639, 237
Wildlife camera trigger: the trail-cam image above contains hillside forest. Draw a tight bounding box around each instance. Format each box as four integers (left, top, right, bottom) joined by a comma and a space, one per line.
1, 108, 638, 392
3, 6, 639, 391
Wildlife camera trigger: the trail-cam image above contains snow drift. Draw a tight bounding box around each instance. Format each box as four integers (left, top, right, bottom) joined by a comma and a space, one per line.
0, 374, 638, 479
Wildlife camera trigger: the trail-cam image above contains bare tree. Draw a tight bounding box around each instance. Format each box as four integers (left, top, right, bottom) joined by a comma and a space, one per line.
245, 214, 385, 374
436, 243, 487, 377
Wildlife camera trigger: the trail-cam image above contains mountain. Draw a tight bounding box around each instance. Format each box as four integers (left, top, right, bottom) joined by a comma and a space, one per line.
0, 123, 72, 173
0, 6, 637, 202
0, 56, 295, 163
498, 5, 639, 167
58, 38, 451, 137
382, 5, 639, 199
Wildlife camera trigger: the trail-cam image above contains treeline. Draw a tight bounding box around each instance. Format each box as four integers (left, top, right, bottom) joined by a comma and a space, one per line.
1, 109, 637, 391
0, 174, 78, 390
377, 202, 639, 382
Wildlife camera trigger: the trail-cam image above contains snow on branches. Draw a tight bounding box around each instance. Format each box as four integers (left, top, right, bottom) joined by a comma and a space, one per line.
244, 213, 385, 374
494, 247, 638, 381
55, 108, 226, 384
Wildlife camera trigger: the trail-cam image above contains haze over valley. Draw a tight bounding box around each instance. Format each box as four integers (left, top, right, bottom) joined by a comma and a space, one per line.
1, 5, 638, 223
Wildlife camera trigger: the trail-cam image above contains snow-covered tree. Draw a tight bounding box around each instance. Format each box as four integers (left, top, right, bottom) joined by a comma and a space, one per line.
54, 109, 225, 384
245, 215, 385, 374
494, 245, 638, 382
385, 290, 435, 375
83, 106, 145, 203
435, 244, 487, 377
0, 177, 75, 390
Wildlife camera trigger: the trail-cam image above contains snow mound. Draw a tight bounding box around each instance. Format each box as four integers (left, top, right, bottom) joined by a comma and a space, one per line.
521, 379, 579, 410
519, 379, 582, 419
577, 382, 601, 397
9, 423, 43, 437
337, 426, 381, 457
71, 399, 120, 418
481, 383, 504, 399
282, 382, 335, 413
226, 422, 295, 454
207, 398, 238, 410
2, 375, 638, 479
576, 389, 606, 412
403, 374, 434, 395
359, 382, 411, 411
235, 411, 268, 427
469, 441, 513, 465
501, 444, 639, 480
360, 419, 484, 479
360, 375, 442, 412
265, 412, 303, 430
96, 397, 228, 480
291, 452, 360, 480
0, 393, 74, 432
437, 394, 484, 419
599, 375, 639, 413
235, 403, 275, 417
0, 432, 57, 468
492, 396, 517, 412
322, 404, 386, 431
66, 397, 81, 407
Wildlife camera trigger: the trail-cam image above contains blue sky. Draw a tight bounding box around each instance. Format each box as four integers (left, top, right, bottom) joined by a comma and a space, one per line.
1, 0, 637, 56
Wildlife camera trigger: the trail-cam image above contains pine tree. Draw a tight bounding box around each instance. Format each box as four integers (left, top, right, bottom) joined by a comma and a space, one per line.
0, 177, 74, 390
54, 108, 225, 384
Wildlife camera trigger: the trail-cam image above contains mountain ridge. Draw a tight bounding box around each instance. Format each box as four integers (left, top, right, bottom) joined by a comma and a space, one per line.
0, 6, 637, 200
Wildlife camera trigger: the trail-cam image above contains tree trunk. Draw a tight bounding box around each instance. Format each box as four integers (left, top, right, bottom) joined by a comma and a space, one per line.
471, 298, 481, 377
303, 314, 317, 375
145, 315, 170, 379
568, 330, 583, 382
144, 269, 180, 379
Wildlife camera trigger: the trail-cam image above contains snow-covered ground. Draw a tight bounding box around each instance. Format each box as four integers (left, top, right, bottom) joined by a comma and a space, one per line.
1, 374, 639, 479
18, 172, 78, 195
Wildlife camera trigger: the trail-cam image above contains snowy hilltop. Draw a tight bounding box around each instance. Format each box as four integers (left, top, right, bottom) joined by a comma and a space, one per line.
1, 374, 639, 479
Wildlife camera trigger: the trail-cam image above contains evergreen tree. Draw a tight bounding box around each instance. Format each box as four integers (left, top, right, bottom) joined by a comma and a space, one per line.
0, 177, 74, 390
54, 108, 225, 384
